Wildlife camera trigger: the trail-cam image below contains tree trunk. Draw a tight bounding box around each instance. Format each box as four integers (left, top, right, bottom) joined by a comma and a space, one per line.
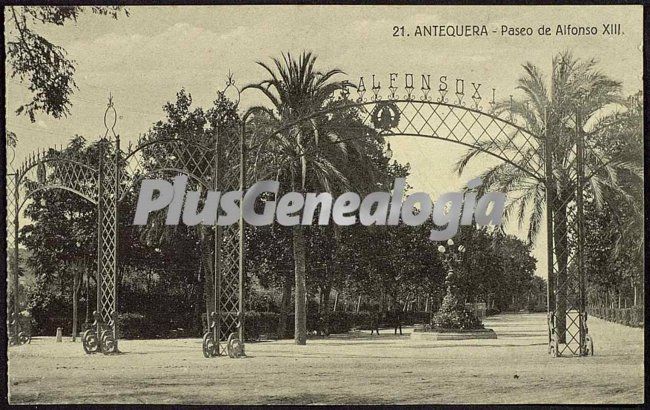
293, 224, 307, 345
322, 283, 331, 312
195, 279, 203, 335
72, 271, 81, 341
85, 264, 90, 326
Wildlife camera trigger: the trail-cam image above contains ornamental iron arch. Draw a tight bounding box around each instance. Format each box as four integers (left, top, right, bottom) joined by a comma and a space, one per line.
7, 72, 609, 358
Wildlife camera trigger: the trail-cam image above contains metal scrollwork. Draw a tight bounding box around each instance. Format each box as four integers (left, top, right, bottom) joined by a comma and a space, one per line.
202, 312, 220, 358
82, 311, 102, 354
7, 313, 32, 346
82, 328, 100, 354
82, 311, 118, 354
100, 327, 117, 354
226, 332, 244, 358
220, 71, 241, 107
104, 95, 118, 141
202, 332, 218, 358
18, 331, 31, 345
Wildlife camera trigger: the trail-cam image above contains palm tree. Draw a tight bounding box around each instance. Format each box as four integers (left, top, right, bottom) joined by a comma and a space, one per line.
454, 51, 639, 343
243, 51, 380, 344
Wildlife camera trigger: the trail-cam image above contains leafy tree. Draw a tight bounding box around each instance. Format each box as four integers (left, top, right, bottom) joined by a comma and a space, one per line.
583, 92, 643, 308
5, 6, 128, 122
128, 88, 241, 334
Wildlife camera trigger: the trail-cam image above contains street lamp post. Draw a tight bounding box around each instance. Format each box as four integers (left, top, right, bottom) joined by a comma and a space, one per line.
432, 238, 483, 330
437, 238, 466, 293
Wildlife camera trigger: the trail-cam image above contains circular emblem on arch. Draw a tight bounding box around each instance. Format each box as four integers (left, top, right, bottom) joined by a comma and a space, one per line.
37, 161, 46, 184
371, 102, 401, 131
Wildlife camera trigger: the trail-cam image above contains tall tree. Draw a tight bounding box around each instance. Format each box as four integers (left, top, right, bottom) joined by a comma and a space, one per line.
454, 51, 638, 341
243, 51, 383, 344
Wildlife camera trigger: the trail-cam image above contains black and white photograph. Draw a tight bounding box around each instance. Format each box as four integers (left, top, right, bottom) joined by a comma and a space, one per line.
3, 4, 645, 405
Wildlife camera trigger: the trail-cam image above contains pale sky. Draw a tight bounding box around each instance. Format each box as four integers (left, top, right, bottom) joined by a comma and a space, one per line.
4, 5, 644, 278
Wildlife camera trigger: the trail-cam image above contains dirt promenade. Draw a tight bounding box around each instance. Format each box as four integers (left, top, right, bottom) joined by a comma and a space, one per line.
7, 313, 644, 404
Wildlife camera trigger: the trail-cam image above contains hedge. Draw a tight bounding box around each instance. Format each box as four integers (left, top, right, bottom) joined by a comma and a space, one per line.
207, 310, 433, 340
118, 312, 196, 339
485, 308, 501, 317
65, 310, 437, 340
588, 306, 644, 328
106, 306, 642, 339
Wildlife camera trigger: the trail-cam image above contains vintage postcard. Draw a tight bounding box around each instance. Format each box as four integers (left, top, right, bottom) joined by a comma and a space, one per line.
4, 4, 644, 405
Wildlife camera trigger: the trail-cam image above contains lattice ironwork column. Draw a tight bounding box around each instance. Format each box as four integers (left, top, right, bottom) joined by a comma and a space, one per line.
205, 77, 246, 358
547, 108, 592, 357
6, 172, 20, 345
215, 122, 244, 350
91, 100, 120, 354
213, 125, 222, 352
238, 120, 246, 351
203, 125, 224, 358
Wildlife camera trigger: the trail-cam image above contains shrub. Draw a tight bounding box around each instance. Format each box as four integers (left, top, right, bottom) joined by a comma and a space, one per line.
326, 311, 353, 334
243, 311, 282, 340
244, 311, 262, 341
117, 312, 152, 339
351, 311, 372, 329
